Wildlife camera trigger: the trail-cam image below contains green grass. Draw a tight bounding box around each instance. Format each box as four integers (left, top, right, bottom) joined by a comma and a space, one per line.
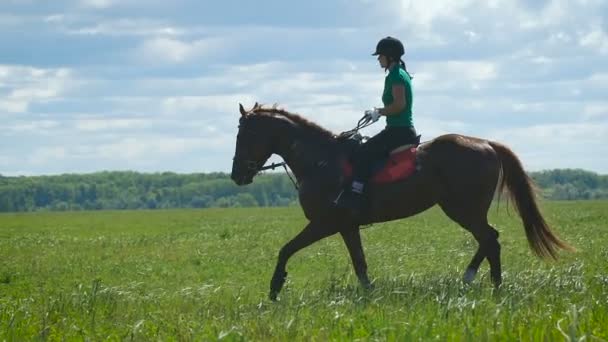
1, 201, 607, 341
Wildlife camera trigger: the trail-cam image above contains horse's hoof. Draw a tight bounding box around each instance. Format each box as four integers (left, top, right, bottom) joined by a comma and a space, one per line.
361, 280, 374, 291
269, 271, 287, 301
463, 267, 477, 285
491, 272, 502, 289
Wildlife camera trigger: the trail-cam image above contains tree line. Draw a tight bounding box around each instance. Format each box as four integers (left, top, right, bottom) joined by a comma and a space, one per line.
0, 169, 606, 212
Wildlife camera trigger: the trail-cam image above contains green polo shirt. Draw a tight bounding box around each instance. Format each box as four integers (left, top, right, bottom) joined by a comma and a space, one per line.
382, 64, 413, 127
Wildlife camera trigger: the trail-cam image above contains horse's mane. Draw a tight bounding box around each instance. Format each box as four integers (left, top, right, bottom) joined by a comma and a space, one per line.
251, 104, 336, 141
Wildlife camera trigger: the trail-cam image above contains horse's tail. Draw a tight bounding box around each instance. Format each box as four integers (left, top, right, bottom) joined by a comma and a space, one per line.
489, 141, 574, 260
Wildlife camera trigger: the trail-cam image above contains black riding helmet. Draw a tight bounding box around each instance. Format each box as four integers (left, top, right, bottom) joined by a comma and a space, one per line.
372, 36, 405, 59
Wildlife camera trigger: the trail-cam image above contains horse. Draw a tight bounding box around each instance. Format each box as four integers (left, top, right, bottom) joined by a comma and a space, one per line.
230, 102, 573, 301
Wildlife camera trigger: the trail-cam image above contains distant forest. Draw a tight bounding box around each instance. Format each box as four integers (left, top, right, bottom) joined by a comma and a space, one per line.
0, 169, 606, 212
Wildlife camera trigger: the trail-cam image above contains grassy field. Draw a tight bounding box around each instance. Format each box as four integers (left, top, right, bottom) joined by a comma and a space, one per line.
0, 201, 607, 341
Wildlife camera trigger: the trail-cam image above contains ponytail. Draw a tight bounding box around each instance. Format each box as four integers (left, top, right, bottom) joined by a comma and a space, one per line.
385, 57, 413, 79
400, 58, 413, 79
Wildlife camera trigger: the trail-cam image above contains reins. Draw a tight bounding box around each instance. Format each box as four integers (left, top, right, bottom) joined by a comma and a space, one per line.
258, 162, 299, 190
336, 114, 374, 139
258, 114, 372, 191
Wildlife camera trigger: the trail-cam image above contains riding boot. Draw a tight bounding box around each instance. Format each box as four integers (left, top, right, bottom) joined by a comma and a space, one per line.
333, 181, 367, 219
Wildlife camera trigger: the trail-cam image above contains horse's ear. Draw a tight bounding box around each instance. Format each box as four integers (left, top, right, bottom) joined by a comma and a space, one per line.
239, 103, 247, 116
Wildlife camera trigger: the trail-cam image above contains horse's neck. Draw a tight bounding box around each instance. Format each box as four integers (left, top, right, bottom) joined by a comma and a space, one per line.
274, 126, 337, 182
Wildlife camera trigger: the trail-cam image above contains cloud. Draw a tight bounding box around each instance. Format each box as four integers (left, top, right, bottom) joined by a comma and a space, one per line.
79, 0, 115, 9
27, 146, 67, 166
0, 65, 73, 113
582, 103, 608, 120
74, 118, 146, 131
134, 37, 222, 64
397, 0, 476, 30
0, 13, 28, 27
65, 18, 184, 37
493, 122, 608, 145
489, 122, 608, 171
96, 137, 199, 159
6, 120, 60, 133
392, 0, 603, 33
579, 26, 608, 55
0, 100, 28, 113
160, 94, 256, 117
0, 0, 607, 175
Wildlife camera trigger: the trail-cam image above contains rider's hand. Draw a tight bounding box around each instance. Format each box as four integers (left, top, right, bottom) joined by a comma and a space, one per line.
364, 108, 381, 122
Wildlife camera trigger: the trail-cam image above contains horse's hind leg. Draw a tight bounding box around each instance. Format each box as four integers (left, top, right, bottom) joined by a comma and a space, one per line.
440, 204, 502, 287
484, 223, 502, 287
438, 159, 502, 286
464, 222, 502, 287
463, 244, 485, 284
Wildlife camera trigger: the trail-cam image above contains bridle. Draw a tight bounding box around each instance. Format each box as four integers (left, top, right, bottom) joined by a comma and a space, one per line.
233, 125, 299, 190
233, 113, 374, 191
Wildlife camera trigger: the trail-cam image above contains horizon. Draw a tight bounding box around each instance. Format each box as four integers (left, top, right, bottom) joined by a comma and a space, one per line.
1, 167, 605, 178
1, 1, 607, 176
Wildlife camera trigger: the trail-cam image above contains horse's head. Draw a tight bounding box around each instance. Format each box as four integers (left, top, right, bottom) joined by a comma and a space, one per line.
231, 102, 276, 185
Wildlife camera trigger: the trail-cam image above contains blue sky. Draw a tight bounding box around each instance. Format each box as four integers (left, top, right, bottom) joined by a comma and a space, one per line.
1, 0, 607, 175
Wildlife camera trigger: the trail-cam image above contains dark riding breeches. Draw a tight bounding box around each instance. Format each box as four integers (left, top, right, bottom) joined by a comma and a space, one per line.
351, 126, 418, 183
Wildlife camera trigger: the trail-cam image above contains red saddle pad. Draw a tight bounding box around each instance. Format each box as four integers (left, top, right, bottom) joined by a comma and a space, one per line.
341, 147, 417, 184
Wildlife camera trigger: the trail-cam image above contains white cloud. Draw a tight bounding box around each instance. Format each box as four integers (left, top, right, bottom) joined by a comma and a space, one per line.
489, 122, 608, 171
135, 37, 221, 64
75, 118, 146, 131
44, 14, 66, 23
1, 0, 607, 175
160, 94, 257, 117
587, 73, 608, 84
66, 18, 184, 37
0, 100, 28, 113
547, 31, 573, 44
582, 103, 608, 120
464, 30, 480, 43
579, 26, 608, 55
0, 65, 73, 113
408, 60, 498, 97
27, 146, 67, 166
6, 120, 59, 133
95, 136, 221, 160
415, 117, 470, 138
492, 122, 608, 145
0, 13, 27, 27
80, 0, 115, 9
518, 0, 567, 29
397, 0, 476, 30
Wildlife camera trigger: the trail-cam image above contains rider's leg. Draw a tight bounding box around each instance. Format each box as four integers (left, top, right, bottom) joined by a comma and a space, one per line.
335, 130, 391, 213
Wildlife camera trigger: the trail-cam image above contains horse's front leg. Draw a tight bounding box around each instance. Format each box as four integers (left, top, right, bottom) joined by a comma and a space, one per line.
269, 221, 337, 301
340, 226, 373, 290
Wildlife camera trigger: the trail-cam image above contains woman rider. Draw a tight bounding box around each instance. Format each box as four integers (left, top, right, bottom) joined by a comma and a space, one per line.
335, 36, 418, 215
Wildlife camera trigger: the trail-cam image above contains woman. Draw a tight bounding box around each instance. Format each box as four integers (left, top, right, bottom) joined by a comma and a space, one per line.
335, 36, 418, 216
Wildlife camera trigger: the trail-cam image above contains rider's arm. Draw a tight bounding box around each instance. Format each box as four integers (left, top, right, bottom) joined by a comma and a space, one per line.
379, 84, 406, 116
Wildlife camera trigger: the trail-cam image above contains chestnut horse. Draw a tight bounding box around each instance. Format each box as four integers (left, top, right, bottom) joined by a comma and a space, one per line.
230, 103, 572, 301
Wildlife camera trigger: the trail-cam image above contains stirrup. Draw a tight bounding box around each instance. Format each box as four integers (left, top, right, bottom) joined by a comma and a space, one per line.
333, 189, 346, 205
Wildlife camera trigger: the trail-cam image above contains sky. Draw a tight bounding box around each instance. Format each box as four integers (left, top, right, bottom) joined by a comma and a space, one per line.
1, 0, 607, 176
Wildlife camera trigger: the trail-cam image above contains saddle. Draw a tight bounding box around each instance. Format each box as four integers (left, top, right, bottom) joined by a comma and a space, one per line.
339, 135, 421, 184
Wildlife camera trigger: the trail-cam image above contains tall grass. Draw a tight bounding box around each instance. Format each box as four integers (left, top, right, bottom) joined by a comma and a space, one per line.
1, 202, 607, 340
